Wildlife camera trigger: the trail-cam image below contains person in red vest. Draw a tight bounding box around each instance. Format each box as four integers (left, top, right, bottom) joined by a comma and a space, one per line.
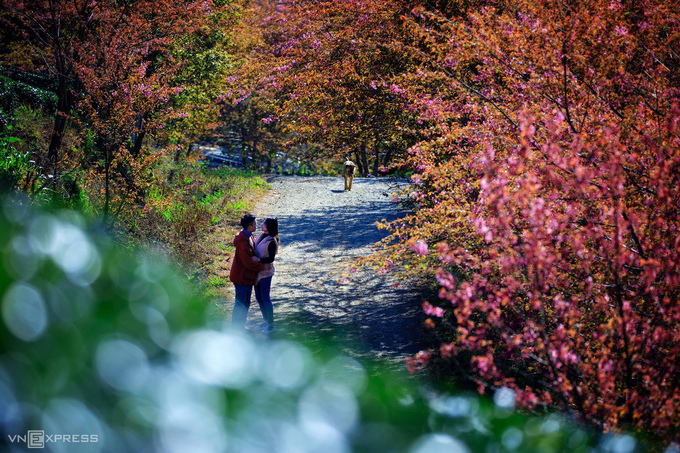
230, 214, 270, 328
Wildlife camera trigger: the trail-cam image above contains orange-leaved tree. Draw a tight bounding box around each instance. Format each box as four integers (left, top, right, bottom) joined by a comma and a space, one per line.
364, 0, 680, 440
2, 0, 242, 217
73, 0, 230, 219
227, 0, 424, 174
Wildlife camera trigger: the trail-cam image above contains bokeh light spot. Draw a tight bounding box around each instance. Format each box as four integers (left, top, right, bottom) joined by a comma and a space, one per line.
259, 340, 313, 389
493, 387, 516, 409
299, 382, 358, 435
96, 339, 151, 392
2, 283, 48, 341
174, 330, 256, 388
501, 427, 524, 450
321, 355, 368, 394
410, 433, 471, 453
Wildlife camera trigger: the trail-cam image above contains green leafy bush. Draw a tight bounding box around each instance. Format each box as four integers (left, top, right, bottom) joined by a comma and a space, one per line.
0, 201, 640, 452
0, 75, 57, 128
0, 127, 31, 194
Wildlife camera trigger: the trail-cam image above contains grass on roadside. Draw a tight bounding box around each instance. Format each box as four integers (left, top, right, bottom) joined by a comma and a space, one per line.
120, 156, 268, 305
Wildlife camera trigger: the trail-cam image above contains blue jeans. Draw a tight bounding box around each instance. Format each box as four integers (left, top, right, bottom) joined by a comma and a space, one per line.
232, 283, 253, 327
254, 276, 274, 325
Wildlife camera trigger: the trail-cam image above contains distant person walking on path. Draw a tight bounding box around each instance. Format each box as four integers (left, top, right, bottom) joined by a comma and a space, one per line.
252, 218, 279, 334
230, 214, 269, 328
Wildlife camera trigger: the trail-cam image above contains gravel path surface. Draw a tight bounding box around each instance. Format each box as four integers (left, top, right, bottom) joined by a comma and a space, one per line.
241, 175, 425, 368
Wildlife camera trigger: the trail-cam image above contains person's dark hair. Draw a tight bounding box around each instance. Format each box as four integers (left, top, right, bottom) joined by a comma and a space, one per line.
264, 218, 278, 237
240, 214, 256, 229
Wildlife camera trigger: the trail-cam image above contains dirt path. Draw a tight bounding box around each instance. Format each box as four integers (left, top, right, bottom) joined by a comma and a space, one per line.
236, 175, 425, 368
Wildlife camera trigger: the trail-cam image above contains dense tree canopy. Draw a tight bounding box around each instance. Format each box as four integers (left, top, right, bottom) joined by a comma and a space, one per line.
224, 0, 426, 175
385, 0, 679, 441
1, 0, 243, 216
239, 0, 680, 442
1, 0, 679, 443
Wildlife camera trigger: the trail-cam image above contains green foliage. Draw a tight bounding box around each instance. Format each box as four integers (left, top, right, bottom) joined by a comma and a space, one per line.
0, 201, 619, 452
164, 1, 243, 145
11, 105, 51, 156
122, 157, 267, 269
205, 275, 228, 287
0, 75, 57, 127
159, 163, 264, 228
0, 127, 31, 194
3, 0, 247, 221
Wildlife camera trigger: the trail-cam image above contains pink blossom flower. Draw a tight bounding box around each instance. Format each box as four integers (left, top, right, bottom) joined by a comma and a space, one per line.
417, 350, 431, 361
422, 302, 445, 317
412, 239, 428, 255
435, 272, 455, 290
440, 343, 456, 357
389, 84, 403, 95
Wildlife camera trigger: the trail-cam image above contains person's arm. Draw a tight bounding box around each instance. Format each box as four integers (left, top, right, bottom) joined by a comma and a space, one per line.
259, 241, 277, 264
237, 241, 265, 271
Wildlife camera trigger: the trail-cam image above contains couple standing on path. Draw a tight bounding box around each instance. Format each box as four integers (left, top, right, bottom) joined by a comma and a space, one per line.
229, 214, 280, 333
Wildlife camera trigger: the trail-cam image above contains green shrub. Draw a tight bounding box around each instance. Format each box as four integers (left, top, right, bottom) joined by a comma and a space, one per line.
0, 127, 31, 194
0, 75, 57, 128
205, 275, 228, 287
0, 201, 639, 453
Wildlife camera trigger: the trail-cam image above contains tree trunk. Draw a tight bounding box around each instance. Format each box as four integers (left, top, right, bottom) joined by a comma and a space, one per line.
382, 146, 393, 169
174, 144, 191, 163
131, 131, 146, 158
48, 53, 69, 175
240, 125, 249, 168
251, 136, 260, 170
131, 114, 147, 158
353, 149, 365, 176
103, 144, 110, 224
372, 147, 381, 176
359, 143, 369, 177
266, 151, 273, 173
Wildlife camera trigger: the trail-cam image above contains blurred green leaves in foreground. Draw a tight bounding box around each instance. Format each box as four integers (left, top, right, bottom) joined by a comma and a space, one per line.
0, 200, 650, 453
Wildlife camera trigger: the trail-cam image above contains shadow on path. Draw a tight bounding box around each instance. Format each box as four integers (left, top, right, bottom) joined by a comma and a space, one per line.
231, 176, 425, 370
